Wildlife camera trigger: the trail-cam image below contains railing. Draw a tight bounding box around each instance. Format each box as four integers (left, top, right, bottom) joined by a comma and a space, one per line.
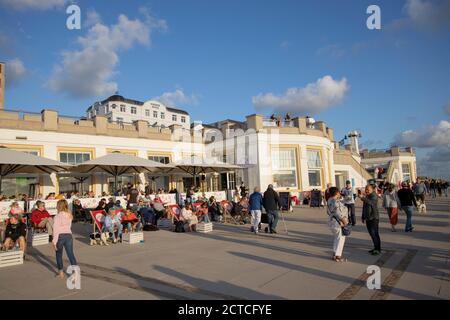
262, 118, 295, 128
0, 108, 42, 120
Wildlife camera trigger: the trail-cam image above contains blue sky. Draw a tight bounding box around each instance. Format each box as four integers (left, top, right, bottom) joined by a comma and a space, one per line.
1, 0, 449, 177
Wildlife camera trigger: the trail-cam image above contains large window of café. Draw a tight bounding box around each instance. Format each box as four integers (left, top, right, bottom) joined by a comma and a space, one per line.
271, 147, 298, 188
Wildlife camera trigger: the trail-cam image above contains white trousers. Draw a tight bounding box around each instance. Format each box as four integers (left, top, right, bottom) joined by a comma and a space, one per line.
251, 210, 262, 231
329, 220, 346, 257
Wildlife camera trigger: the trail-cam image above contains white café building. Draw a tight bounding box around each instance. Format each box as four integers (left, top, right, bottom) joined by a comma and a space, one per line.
0, 64, 414, 198
0, 107, 378, 197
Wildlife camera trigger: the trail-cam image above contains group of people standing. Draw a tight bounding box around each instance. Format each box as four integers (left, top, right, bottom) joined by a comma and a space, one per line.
326, 178, 426, 262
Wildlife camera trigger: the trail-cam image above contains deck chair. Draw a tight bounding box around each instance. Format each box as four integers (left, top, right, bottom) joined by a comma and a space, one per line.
221, 201, 240, 225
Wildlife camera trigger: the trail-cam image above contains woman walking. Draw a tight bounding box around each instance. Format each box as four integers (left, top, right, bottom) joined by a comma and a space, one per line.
383, 184, 400, 232
327, 187, 348, 262
53, 199, 78, 279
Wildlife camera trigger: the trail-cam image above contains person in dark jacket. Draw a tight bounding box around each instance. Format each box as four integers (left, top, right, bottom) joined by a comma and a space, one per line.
104, 197, 115, 213
358, 184, 381, 255
397, 181, 418, 232
249, 187, 264, 234
2, 214, 27, 253
263, 184, 280, 234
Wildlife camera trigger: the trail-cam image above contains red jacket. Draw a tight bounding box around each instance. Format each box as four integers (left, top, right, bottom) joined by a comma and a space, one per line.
31, 208, 51, 225
121, 211, 138, 222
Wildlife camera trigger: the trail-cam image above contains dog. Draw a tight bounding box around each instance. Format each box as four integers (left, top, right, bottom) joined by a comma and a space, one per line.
418, 202, 427, 213
89, 232, 109, 246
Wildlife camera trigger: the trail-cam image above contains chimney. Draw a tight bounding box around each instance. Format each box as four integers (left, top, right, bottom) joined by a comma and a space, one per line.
0, 61, 5, 109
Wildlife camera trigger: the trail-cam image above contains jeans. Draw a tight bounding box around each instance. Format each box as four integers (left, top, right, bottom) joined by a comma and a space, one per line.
250, 210, 262, 232
345, 203, 356, 226
104, 223, 123, 240
267, 210, 279, 232
366, 219, 381, 251
445, 187, 448, 197
56, 234, 77, 271
431, 188, 436, 198
199, 214, 210, 223
402, 206, 414, 231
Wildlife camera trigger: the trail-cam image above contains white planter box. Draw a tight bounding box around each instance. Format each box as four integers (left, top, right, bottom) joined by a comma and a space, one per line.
31, 233, 49, 247
157, 218, 172, 230
122, 232, 144, 244
196, 222, 213, 233
0, 250, 24, 268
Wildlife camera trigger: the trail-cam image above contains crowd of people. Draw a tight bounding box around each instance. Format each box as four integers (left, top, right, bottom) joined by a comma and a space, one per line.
1, 175, 447, 278
324, 176, 448, 263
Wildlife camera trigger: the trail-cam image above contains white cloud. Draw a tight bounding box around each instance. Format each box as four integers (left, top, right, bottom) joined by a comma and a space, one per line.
84, 9, 102, 28
252, 75, 348, 115
0, 0, 66, 10
444, 102, 450, 116
394, 119, 450, 179
48, 12, 167, 98
394, 120, 450, 148
154, 89, 198, 107
5, 58, 27, 87
418, 146, 450, 179
403, 0, 450, 31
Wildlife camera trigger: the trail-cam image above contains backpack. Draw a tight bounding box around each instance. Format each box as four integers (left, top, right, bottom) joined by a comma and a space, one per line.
174, 221, 185, 233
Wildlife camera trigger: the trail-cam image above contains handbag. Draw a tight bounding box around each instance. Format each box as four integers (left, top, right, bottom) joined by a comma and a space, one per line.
333, 215, 352, 236
328, 201, 351, 236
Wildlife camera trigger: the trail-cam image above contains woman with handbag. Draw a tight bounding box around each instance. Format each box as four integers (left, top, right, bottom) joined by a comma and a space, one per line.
327, 187, 349, 262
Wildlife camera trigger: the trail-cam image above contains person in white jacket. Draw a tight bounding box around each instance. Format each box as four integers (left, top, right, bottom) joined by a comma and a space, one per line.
327, 187, 349, 262
382, 184, 401, 232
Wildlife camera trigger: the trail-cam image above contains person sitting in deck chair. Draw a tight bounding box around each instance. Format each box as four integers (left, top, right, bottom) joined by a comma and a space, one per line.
121, 210, 142, 232
2, 214, 27, 253
30, 201, 53, 241
196, 201, 210, 223
208, 196, 222, 222
180, 203, 198, 232
103, 208, 123, 243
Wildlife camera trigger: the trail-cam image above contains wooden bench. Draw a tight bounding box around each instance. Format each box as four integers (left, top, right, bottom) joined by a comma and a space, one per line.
30, 232, 49, 246
196, 222, 213, 233
0, 250, 24, 268
122, 232, 144, 244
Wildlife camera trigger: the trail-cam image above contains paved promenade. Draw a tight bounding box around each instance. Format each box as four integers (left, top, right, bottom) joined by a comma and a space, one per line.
0, 196, 449, 300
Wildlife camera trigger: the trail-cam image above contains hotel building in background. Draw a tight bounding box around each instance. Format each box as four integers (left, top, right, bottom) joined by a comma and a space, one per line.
0, 67, 416, 198
86, 95, 190, 129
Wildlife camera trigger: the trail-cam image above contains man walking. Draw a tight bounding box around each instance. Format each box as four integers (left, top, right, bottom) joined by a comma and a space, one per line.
341, 180, 356, 226
358, 184, 381, 255
263, 184, 280, 234
413, 178, 427, 205
249, 187, 263, 234
397, 181, 418, 232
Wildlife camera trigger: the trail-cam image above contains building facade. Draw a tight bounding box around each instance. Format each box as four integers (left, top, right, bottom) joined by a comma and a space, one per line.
360, 147, 417, 184
0, 88, 417, 197
86, 95, 190, 129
